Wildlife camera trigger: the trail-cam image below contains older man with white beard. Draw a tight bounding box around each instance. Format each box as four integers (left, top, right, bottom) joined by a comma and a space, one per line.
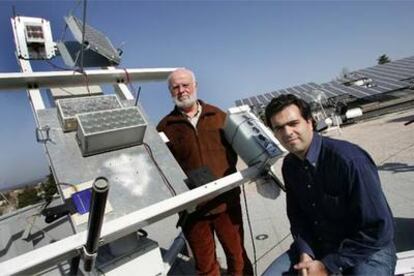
157, 69, 252, 276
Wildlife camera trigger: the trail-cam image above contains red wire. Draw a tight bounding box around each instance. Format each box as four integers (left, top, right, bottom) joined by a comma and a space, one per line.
123, 68, 131, 84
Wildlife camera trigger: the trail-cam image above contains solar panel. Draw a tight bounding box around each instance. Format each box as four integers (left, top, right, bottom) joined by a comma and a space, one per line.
330, 80, 375, 98
357, 77, 403, 91
381, 63, 414, 74
325, 82, 366, 98
253, 96, 264, 106
363, 68, 401, 81
285, 87, 302, 99
290, 85, 315, 103
264, 93, 274, 101
370, 66, 413, 79
233, 56, 414, 109
242, 98, 251, 106
303, 85, 330, 101
392, 58, 414, 67
257, 95, 269, 105
249, 96, 260, 106
270, 91, 280, 97
320, 83, 352, 98
65, 15, 121, 65
389, 61, 414, 70
357, 70, 406, 89
304, 83, 339, 97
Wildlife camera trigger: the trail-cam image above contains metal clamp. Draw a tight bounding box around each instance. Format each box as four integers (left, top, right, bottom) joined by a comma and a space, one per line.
35, 125, 51, 143
82, 246, 98, 272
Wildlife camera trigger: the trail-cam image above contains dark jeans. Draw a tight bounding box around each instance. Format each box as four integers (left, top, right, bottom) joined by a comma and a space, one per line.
262, 243, 396, 276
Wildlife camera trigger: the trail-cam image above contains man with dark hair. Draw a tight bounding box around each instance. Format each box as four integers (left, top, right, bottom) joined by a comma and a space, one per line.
157, 68, 252, 276
263, 94, 396, 275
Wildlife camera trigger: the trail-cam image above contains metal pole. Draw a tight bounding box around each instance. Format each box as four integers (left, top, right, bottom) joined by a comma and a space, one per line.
83, 177, 109, 272
79, 0, 87, 73
69, 255, 80, 275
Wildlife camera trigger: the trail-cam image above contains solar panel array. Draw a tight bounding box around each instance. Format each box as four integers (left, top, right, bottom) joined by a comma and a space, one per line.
236, 56, 414, 109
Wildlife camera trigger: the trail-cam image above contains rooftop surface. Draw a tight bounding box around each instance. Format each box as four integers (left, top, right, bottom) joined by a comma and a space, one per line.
326, 109, 414, 252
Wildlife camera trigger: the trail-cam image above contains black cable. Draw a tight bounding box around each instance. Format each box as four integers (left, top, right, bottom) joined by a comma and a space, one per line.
404, 119, 414, 126
70, 68, 91, 95
241, 183, 257, 276
134, 86, 142, 106
79, 0, 87, 74
143, 142, 177, 196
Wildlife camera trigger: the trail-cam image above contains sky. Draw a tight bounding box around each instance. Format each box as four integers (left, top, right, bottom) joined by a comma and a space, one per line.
0, 0, 413, 189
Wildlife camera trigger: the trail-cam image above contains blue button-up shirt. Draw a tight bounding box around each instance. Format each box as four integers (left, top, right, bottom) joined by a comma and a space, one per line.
282, 133, 394, 273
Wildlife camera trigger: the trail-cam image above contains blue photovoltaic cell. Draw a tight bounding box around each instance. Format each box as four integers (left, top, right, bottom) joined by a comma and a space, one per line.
242, 98, 251, 106
333, 79, 384, 95
257, 95, 269, 105
392, 59, 414, 67
380, 64, 414, 75
270, 91, 280, 97
305, 83, 339, 97
285, 87, 301, 98
264, 93, 274, 101
362, 67, 403, 81
383, 64, 414, 73
66, 15, 121, 64
72, 188, 92, 215
370, 66, 413, 79
356, 72, 402, 90
291, 85, 314, 102
328, 81, 370, 98
320, 83, 350, 97
358, 70, 405, 89
249, 96, 259, 106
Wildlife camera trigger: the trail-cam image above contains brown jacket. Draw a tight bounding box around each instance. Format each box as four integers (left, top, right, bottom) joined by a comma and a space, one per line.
157, 100, 240, 215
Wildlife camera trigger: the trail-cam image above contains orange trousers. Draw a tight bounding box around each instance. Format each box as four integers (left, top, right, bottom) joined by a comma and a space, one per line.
183, 204, 253, 276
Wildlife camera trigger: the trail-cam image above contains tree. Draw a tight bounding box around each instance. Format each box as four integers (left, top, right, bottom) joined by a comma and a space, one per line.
17, 187, 41, 208
377, 54, 391, 64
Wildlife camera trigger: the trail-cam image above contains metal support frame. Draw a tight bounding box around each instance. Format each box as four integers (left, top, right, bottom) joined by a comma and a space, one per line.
0, 166, 260, 275
395, 250, 414, 275
17, 59, 46, 112
107, 66, 135, 101
0, 67, 178, 91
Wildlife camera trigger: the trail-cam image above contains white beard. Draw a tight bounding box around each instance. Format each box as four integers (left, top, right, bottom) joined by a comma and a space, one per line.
172, 93, 197, 109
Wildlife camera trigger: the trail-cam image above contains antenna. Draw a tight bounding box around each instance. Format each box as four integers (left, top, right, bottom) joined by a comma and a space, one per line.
79, 0, 87, 73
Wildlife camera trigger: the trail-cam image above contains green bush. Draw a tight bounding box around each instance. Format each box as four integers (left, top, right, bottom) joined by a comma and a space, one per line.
17, 187, 41, 208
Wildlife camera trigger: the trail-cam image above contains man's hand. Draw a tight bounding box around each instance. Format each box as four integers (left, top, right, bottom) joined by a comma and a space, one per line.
294, 254, 328, 276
